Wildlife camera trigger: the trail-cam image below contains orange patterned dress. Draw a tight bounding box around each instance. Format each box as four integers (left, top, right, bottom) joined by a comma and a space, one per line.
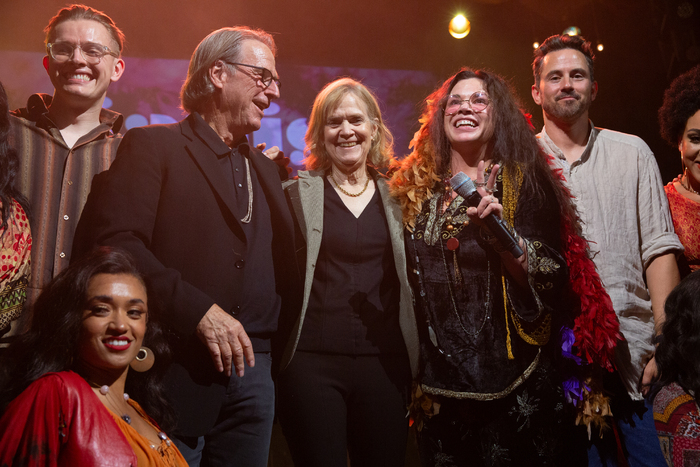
665, 183, 700, 276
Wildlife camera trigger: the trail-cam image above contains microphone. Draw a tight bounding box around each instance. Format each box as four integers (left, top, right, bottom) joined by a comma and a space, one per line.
450, 172, 524, 258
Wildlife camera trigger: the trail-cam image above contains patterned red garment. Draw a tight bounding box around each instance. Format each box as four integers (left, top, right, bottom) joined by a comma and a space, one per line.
665, 182, 700, 275
654, 382, 700, 467
0, 198, 31, 332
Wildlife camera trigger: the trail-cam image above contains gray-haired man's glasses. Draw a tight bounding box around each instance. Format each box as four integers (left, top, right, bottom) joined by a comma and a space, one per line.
47, 42, 119, 65
225, 62, 282, 90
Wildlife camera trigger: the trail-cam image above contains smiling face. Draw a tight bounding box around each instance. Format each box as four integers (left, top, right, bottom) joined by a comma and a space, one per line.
680, 109, 700, 187
443, 78, 494, 154
217, 39, 280, 139
43, 19, 124, 109
77, 273, 147, 376
531, 48, 597, 125
323, 92, 377, 173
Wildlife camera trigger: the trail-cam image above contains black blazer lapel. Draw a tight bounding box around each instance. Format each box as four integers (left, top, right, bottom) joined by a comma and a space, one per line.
180, 119, 244, 235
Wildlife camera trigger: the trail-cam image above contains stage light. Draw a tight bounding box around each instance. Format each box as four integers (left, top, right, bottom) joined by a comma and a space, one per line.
597, 43, 604, 51
563, 26, 581, 36
449, 14, 470, 39
533, 42, 540, 49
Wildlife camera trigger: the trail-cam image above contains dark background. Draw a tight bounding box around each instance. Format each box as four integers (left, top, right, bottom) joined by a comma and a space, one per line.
1, 0, 698, 181
0, 1, 697, 464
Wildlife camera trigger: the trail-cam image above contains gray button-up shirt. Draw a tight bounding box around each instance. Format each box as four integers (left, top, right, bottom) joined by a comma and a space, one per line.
537, 122, 683, 400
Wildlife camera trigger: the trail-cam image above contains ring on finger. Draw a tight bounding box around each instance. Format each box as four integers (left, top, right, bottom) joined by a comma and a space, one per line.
475, 181, 488, 187
490, 196, 498, 204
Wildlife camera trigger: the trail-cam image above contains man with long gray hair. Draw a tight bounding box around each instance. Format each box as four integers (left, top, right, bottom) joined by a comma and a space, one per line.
73, 26, 301, 466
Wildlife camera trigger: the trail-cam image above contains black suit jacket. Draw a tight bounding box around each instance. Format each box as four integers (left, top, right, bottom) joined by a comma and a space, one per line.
73, 113, 301, 436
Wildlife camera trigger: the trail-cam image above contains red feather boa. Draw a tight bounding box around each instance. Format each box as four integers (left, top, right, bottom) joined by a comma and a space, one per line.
548, 157, 621, 371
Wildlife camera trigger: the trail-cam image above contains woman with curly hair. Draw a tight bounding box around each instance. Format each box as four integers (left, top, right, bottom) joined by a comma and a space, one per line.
0, 247, 187, 466
390, 68, 617, 465
0, 81, 31, 343
658, 65, 700, 277
276, 78, 418, 466
652, 270, 700, 466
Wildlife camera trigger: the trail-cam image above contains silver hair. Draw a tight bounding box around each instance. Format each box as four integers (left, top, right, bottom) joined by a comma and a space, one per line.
180, 26, 276, 114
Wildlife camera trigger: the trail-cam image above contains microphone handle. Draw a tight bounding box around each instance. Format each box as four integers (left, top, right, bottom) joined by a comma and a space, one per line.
464, 192, 524, 258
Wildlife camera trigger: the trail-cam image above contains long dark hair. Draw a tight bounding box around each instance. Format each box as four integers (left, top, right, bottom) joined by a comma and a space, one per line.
655, 270, 700, 402
0, 247, 176, 431
0, 81, 29, 234
391, 68, 569, 228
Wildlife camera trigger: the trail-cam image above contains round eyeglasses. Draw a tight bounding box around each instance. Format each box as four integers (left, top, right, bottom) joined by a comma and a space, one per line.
444, 91, 490, 115
47, 42, 119, 65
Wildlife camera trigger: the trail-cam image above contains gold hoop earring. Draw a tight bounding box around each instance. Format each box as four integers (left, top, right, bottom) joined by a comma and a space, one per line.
130, 346, 155, 372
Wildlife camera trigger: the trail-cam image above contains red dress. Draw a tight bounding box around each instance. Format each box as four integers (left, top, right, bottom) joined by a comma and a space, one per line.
665, 182, 700, 276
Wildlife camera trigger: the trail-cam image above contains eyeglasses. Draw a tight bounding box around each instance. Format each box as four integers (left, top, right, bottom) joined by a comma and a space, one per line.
47, 42, 119, 64
225, 62, 281, 90
444, 91, 490, 115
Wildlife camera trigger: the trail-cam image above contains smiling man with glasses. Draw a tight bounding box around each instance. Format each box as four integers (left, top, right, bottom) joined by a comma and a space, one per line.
8, 5, 125, 311
73, 26, 301, 467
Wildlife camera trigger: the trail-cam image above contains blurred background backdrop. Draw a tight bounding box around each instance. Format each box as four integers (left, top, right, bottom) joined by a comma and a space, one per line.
1, 0, 698, 179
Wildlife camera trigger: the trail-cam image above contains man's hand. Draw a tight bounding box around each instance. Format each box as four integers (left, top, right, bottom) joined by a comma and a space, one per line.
640, 355, 658, 397
256, 143, 292, 176
196, 304, 255, 377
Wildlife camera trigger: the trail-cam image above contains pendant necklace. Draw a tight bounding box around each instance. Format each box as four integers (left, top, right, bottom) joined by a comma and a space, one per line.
439, 235, 492, 339
95, 384, 132, 424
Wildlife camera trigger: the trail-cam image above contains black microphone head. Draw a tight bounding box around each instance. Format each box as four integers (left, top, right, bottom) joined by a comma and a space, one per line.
450, 172, 477, 198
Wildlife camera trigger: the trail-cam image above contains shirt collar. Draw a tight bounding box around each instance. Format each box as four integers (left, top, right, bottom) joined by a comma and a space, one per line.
539, 120, 598, 165
26, 93, 124, 134
189, 112, 250, 158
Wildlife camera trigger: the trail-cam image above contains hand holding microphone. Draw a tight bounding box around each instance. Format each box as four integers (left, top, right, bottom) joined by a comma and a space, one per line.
450, 168, 524, 258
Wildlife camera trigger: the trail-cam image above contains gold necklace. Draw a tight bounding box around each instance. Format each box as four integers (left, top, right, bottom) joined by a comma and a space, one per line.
684, 173, 700, 195
330, 174, 370, 197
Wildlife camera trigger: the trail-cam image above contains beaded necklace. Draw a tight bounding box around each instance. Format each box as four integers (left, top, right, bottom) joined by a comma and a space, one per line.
330, 174, 370, 197
683, 172, 700, 195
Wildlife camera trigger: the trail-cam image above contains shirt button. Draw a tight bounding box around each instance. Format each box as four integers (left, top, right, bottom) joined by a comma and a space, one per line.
59, 252, 66, 258
67, 181, 73, 185
235, 260, 245, 269
237, 183, 243, 188
235, 168, 240, 172
63, 215, 69, 220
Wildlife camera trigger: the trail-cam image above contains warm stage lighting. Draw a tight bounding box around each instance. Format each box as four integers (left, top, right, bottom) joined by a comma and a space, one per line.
563, 26, 582, 36
449, 14, 470, 39
597, 43, 604, 51
533, 42, 540, 49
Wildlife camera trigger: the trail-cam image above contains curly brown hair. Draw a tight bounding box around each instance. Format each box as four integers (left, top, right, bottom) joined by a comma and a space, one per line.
658, 65, 700, 147
390, 68, 561, 229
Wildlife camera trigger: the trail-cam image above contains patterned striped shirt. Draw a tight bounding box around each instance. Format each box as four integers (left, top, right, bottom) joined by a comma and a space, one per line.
10, 93, 123, 303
